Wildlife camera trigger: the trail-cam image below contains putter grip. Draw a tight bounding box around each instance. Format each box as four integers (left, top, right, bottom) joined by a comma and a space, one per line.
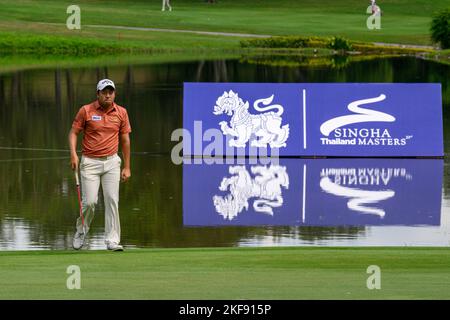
74, 171, 80, 186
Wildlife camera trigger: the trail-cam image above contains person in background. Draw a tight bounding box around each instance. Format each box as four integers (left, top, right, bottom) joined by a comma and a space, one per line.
370, 0, 381, 16
162, 0, 172, 11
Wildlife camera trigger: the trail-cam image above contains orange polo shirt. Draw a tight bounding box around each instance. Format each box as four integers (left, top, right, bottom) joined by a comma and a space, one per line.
71, 100, 132, 158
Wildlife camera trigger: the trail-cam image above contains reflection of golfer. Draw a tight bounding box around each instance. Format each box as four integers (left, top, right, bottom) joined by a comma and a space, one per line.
162, 0, 172, 11
69, 79, 132, 251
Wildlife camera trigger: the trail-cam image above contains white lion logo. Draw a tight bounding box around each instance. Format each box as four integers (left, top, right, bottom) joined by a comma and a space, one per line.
213, 165, 289, 221
213, 90, 290, 148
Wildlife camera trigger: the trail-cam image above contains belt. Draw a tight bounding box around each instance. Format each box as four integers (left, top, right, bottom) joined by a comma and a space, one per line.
84, 154, 117, 161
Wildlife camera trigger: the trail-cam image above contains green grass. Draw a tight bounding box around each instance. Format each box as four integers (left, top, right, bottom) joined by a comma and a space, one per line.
0, 0, 448, 51
0, 24, 245, 53
1, 247, 450, 299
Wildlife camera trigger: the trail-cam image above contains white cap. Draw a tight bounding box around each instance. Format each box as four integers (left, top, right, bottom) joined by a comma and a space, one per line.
96, 79, 115, 91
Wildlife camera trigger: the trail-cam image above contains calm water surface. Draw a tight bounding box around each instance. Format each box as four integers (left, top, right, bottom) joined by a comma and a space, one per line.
0, 56, 449, 249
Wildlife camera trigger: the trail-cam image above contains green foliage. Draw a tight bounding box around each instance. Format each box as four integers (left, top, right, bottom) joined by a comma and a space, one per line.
327, 36, 353, 51
240, 36, 329, 49
430, 9, 450, 49
241, 35, 354, 53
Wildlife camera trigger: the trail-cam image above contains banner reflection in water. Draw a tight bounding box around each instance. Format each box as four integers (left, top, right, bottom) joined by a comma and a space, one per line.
183, 159, 442, 227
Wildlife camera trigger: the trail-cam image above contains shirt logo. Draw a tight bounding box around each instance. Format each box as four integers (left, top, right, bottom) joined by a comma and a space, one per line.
92, 115, 102, 121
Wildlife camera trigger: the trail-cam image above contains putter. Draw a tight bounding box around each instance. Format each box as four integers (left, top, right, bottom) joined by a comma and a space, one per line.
74, 170, 85, 233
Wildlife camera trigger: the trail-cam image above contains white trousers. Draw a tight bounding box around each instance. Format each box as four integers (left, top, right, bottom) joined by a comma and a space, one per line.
76, 154, 122, 245
162, 0, 172, 10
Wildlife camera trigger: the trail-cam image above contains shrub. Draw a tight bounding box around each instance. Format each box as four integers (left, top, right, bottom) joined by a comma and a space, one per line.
430, 9, 450, 49
240, 36, 329, 49
241, 36, 354, 53
240, 36, 306, 48
327, 36, 353, 51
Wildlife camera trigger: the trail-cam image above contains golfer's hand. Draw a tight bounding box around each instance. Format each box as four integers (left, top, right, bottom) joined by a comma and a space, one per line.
70, 154, 79, 171
121, 168, 131, 182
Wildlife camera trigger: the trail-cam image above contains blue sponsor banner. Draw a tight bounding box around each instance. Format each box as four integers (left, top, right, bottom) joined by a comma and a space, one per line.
183, 159, 442, 227
183, 83, 443, 156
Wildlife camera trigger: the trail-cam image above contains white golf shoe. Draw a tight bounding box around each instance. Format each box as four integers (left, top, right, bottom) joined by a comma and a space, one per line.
73, 232, 86, 250
107, 243, 124, 251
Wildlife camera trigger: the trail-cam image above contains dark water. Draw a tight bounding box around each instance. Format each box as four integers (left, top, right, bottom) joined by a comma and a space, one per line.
0, 56, 449, 250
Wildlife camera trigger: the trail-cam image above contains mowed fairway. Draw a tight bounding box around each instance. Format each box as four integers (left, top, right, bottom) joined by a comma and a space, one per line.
0, 0, 448, 48
1, 247, 450, 299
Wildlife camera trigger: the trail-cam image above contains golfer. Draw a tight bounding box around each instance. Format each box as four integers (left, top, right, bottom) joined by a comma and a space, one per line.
162, 0, 172, 11
69, 79, 131, 251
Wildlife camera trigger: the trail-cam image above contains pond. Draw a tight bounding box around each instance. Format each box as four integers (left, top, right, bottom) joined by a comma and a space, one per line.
0, 56, 449, 249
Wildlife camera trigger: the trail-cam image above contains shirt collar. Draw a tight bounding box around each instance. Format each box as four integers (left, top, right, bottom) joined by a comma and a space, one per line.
95, 100, 117, 113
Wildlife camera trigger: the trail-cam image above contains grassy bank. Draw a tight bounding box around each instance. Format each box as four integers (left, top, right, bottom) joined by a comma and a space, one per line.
1, 247, 450, 299
0, 0, 448, 51
0, 0, 449, 69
